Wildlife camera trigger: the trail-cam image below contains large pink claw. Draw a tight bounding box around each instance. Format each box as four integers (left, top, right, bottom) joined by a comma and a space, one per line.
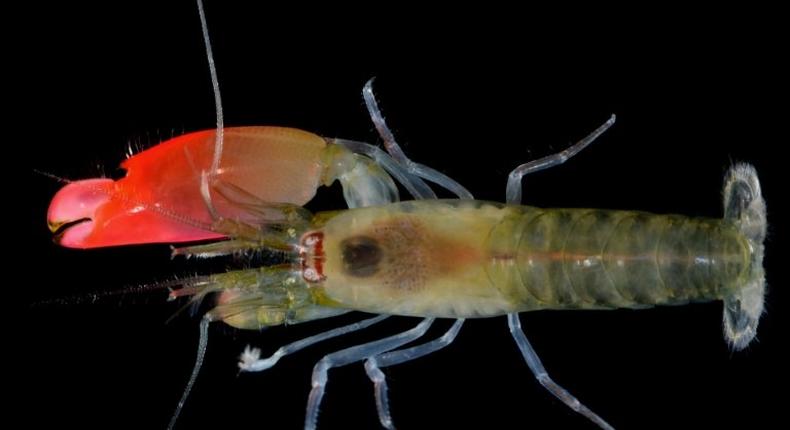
47, 127, 327, 248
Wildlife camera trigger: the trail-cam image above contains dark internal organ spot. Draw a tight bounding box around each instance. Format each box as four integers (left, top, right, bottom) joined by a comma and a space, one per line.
341, 236, 383, 277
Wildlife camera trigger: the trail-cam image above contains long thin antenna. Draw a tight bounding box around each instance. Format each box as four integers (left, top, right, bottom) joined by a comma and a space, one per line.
32, 281, 172, 307
196, 0, 224, 177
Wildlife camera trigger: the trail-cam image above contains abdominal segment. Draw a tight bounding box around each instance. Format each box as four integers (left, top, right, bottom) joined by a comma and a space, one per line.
508, 209, 751, 310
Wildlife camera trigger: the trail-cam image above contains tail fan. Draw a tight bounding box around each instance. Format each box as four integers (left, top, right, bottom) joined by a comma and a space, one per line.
722, 163, 767, 350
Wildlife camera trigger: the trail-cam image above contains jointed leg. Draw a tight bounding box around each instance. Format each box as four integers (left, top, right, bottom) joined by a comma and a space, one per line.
507, 313, 614, 430
168, 316, 211, 430
334, 138, 438, 200
362, 79, 473, 199
506, 115, 615, 204
365, 318, 465, 429
305, 318, 436, 430
238, 314, 389, 373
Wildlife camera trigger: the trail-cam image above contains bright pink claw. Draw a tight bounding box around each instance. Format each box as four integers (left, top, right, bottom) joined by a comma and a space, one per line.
47, 127, 327, 248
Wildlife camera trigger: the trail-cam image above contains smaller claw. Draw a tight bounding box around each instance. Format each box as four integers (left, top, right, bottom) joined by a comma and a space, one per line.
238, 345, 262, 371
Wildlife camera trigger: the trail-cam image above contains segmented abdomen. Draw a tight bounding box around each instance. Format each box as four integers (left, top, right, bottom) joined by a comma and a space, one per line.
504, 208, 751, 310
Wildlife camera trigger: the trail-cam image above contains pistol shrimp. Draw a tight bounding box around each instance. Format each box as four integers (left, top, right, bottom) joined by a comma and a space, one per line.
33, 2, 776, 430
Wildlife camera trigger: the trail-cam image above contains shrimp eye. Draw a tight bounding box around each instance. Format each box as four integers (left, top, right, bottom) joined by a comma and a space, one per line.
340, 236, 382, 277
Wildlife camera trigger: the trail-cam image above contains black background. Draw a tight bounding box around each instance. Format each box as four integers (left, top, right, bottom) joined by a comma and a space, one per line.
22, 2, 785, 429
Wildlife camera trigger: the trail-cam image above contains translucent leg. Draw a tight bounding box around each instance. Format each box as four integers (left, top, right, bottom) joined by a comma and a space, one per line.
364, 318, 465, 429
238, 315, 389, 372
304, 318, 436, 430
362, 79, 473, 200
506, 115, 615, 204
168, 316, 211, 430
335, 138, 437, 200
507, 313, 614, 430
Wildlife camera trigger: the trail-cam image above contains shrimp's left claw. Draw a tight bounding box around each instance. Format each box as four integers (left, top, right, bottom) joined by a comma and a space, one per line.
46, 127, 330, 248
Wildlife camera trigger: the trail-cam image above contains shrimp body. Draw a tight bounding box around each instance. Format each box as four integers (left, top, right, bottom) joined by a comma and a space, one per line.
190, 165, 764, 429
188, 168, 764, 342
315, 200, 754, 318
46, 116, 767, 430
165, 155, 766, 430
